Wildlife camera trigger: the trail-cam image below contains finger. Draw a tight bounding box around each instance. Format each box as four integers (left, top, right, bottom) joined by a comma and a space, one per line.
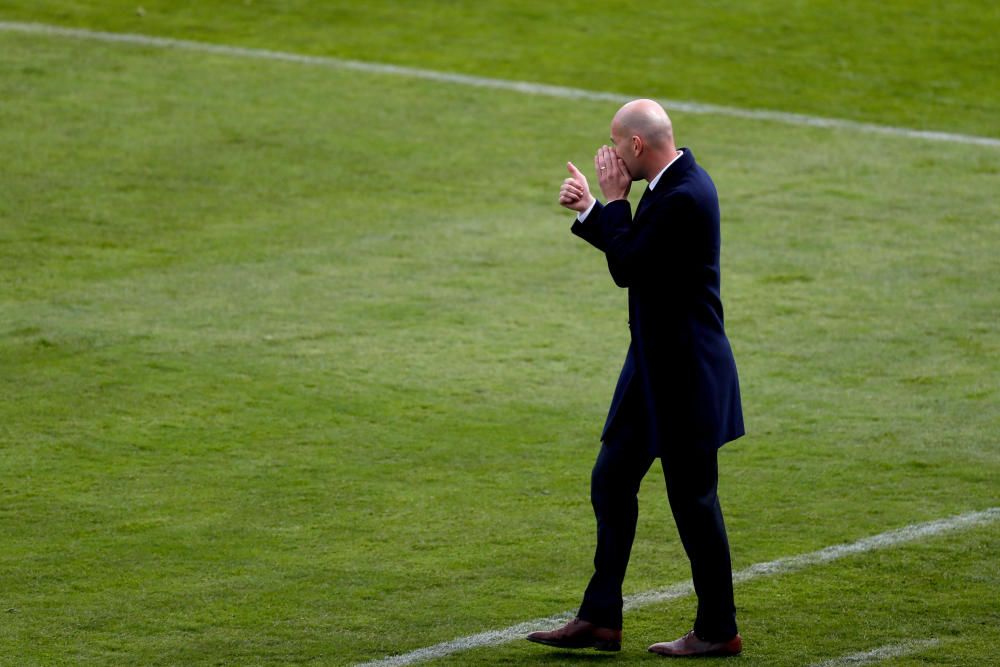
616, 157, 631, 178
562, 176, 583, 193
603, 146, 615, 170
567, 161, 584, 180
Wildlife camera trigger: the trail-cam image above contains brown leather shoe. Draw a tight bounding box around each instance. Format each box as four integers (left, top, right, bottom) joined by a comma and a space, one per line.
526, 617, 622, 651
648, 630, 742, 657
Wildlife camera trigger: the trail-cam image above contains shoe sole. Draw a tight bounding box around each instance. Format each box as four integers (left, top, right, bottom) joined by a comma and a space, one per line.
526, 637, 621, 652
648, 647, 741, 657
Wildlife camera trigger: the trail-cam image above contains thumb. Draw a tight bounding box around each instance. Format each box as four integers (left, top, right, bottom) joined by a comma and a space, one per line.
567, 161, 584, 178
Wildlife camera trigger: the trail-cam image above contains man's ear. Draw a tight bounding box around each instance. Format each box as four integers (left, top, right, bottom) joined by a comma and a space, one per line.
632, 135, 642, 156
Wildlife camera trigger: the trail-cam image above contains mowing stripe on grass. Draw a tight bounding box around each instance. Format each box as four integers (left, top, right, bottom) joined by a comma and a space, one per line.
1, 20, 999, 150
809, 638, 940, 666
358, 507, 998, 666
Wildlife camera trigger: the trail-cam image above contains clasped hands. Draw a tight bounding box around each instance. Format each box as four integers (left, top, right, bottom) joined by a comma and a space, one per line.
559, 145, 632, 213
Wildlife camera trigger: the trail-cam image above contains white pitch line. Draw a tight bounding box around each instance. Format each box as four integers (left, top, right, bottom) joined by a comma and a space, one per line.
1, 20, 999, 149
2, 18, 997, 664
809, 638, 941, 666
358, 507, 998, 666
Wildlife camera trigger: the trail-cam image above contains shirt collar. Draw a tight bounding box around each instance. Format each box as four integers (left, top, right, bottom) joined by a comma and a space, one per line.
648, 150, 684, 191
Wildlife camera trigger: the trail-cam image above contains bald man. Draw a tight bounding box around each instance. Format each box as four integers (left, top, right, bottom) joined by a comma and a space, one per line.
527, 100, 744, 657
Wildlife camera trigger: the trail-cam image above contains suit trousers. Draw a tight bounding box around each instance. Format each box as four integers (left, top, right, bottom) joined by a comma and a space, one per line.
576, 412, 738, 641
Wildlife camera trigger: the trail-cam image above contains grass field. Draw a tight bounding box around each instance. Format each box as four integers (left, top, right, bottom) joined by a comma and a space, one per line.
1, 2, 998, 665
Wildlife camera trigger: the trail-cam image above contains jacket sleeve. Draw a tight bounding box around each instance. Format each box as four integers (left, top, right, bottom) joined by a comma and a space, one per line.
583, 196, 692, 288
569, 201, 606, 251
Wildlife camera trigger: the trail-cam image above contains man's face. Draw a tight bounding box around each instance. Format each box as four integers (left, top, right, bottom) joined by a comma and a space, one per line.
609, 127, 641, 181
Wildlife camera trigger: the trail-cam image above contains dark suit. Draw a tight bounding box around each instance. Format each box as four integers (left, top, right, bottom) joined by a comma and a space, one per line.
570, 149, 742, 641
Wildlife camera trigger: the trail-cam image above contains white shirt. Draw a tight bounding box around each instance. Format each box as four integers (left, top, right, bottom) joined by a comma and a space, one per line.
577, 150, 684, 223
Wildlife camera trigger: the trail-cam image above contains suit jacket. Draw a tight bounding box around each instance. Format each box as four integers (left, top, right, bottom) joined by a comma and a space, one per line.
571, 148, 744, 453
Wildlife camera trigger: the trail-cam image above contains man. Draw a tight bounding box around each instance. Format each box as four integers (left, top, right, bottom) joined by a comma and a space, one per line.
526, 99, 744, 658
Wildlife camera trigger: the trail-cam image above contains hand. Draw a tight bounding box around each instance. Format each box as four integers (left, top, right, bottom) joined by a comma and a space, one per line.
559, 161, 596, 213
595, 145, 631, 201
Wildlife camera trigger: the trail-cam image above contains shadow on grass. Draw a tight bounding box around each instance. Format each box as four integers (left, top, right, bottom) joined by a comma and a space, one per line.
523, 651, 619, 662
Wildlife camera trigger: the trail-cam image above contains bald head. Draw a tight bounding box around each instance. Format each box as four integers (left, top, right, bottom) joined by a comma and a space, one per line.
609, 99, 678, 181
613, 99, 674, 150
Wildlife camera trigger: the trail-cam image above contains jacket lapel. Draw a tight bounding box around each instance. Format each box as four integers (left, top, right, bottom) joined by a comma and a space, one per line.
633, 148, 695, 223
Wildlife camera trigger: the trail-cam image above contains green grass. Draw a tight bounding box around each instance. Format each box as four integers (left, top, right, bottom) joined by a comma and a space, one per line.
2, 0, 999, 137
1, 2, 998, 665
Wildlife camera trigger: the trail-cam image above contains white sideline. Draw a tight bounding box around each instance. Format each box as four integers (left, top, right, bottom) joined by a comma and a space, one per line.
1, 20, 999, 149
809, 638, 940, 666
358, 507, 998, 666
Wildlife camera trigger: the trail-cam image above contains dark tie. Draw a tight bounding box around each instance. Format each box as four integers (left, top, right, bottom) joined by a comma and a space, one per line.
635, 185, 654, 219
